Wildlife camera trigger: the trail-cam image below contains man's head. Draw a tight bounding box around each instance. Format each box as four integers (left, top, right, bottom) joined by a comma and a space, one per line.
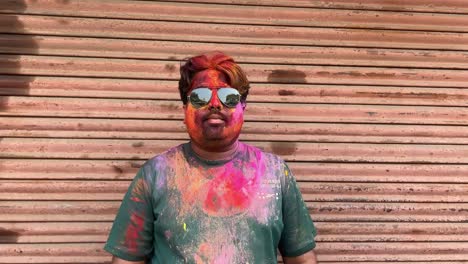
179, 52, 250, 152
178, 51, 250, 104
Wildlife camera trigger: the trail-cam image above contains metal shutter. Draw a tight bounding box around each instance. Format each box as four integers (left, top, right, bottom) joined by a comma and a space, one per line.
1, 0, 467, 262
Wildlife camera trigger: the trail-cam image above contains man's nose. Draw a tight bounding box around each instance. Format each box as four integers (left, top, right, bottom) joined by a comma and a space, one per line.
208, 90, 222, 109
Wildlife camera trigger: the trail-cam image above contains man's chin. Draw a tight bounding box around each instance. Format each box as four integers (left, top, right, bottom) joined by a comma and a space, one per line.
202, 126, 225, 138
202, 134, 225, 142
199, 132, 239, 150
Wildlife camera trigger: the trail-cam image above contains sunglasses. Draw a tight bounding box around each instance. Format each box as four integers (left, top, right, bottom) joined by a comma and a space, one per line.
187, 87, 241, 109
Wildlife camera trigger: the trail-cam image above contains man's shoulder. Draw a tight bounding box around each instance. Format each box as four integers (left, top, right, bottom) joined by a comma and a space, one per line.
142, 143, 186, 168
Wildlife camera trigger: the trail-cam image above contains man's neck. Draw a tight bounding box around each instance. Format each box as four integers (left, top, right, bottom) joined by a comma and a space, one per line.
190, 140, 239, 161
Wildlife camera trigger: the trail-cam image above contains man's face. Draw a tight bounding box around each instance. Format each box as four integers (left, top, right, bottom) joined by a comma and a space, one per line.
184, 69, 245, 151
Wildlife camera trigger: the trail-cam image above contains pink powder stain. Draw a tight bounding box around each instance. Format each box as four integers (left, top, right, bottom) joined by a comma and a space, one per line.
245, 148, 275, 223
164, 230, 172, 240
130, 197, 143, 202
124, 212, 145, 253
194, 242, 211, 264
203, 164, 250, 216
202, 148, 266, 217
194, 241, 236, 264
213, 244, 236, 264
169, 141, 274, 224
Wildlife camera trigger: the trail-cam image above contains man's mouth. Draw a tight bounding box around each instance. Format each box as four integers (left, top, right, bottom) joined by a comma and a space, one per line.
205, 114, 225, 125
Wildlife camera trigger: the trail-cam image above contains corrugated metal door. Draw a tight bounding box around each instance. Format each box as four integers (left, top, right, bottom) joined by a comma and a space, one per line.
1, 0, 468, 263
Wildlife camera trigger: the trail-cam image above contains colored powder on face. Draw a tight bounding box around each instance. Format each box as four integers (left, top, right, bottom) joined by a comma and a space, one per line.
220, 104, 244, 138
185, 101, 244, 147
184, 104, 204, 142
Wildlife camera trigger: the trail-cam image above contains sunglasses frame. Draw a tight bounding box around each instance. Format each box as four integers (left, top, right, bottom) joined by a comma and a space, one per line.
187, 87, 241, 109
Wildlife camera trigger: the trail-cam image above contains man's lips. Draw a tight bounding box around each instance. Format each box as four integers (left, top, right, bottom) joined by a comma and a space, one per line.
204, 114, 225, 121
204, 114, 225, 125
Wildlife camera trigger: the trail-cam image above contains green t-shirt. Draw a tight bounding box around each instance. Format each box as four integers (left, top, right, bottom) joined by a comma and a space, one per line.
104, 142, 316, 263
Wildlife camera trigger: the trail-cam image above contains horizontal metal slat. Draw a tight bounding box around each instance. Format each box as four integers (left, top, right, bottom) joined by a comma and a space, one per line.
2, 160, 468, 183
2, 96, 468, 125
0, 201, 119, 221
1, 138, 467, 163
2, 75, 468, 106
0, 256, 111, 264
0, 222, 110, 243
322, 262, 464, 264
311, 202, 468, 222
2, 0, 468, 32
316, 242, 468, 261
1, 180, 467, 203
0, 159, 141, 180
2, 222, 466, 243
0, 180, 128, 201
2, 117, 468, 144
1, 242, 467, 263
155, 0, 468, 14
260, 163, 468, 183
0, 75, 177, 100
4, 35, 468, 69
0, 243, 110, 263
315, 222, 468, 242
3, 55, 468, 87
1, 201, 467, 222
301, 182, 468, 202
3, 15, 468, 50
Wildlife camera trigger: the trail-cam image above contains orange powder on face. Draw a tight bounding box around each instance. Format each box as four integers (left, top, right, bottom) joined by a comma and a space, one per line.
185, 102, 244, 146
184, 105, 204, 143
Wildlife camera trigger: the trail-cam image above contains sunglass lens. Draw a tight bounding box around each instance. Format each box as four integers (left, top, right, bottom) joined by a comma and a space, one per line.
189, 88, 212, 108
218, 88, 241, 108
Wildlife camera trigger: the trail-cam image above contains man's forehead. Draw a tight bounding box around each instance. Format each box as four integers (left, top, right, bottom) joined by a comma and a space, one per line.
191, 69, 230, 87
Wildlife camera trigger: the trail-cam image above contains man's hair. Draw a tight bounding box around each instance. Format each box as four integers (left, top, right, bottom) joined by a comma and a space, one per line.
178, 51, 250, 105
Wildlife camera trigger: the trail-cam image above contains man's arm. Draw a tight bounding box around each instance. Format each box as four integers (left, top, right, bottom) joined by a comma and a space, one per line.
111, 256, 145, 264
283, 249, 317, 264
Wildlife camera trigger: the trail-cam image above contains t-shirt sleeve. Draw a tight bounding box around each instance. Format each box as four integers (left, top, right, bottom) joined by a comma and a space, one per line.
278, 163, 317, 257
104, 164, 155, 261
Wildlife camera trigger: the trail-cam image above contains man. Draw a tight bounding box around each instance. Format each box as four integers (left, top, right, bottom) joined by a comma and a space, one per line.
104, 52, 318, 263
